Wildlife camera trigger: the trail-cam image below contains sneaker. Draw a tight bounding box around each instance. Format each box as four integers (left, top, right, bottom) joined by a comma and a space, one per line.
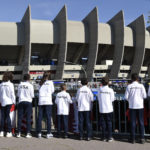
46, 133, 53, 139
107, 138, 113, 142
101, 138, 107, 142
87, 137, 91, 141
140, 139, 145, 144
16, 133, 21, 138
0, 131, 4, 137
38, 133, 42, 138
6, 132, 12, 138
26, 133, 32, 138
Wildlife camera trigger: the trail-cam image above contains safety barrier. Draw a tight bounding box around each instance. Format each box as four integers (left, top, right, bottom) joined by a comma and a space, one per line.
22, 96, 150, 137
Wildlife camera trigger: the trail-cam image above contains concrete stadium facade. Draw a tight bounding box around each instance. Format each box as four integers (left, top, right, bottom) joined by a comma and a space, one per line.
0, 5, 150, 81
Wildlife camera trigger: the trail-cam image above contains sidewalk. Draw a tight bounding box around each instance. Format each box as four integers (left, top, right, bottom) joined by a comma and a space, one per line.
0, 136, 150, 150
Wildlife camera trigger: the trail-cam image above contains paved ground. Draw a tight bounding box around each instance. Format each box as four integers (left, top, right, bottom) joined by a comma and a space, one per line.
0, 135, 150, 150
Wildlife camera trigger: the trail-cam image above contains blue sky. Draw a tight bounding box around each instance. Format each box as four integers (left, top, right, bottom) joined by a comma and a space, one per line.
0, 0, 150, 26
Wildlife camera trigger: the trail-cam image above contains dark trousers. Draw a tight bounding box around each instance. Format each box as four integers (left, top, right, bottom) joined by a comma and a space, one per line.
57, 115, 68, 135
17, 102, 32, 133
100, 112, 113, 139
37, 105, 52, 134
0, 105, 12, 132
78, 111, 92, 138
129, 109, 144, 140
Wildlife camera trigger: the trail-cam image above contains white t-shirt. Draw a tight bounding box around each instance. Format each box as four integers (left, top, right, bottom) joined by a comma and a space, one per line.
55, 91, 72, 115
17, 81, 34, 103
39, 80, 54, 105
76, 85, 94, 111
125, 81, 147, 109
98, 85, 115, 113
0, 81, 16, 107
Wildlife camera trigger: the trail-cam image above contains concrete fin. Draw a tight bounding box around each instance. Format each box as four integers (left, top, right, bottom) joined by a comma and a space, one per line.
21, 5, 31, 23
82, 7, 99, 81
21, 5, 31, 75
54, 5, 68, 80
108, 10, 125, 79
128, 15, 146, 77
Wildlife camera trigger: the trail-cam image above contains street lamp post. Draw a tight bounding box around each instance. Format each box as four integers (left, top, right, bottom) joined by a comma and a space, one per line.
63, 61, 87, 79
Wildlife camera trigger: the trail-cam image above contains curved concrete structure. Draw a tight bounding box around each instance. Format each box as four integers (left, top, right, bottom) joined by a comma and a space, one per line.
83, 7, 99, 81
128, 15, 146, 76
21, 5, 31, 75
53, 5, 67, 80
0, 5, 149, 80
108, 11, 124, 79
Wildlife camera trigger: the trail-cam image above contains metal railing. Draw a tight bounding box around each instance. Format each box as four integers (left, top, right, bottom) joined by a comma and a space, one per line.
16, 96, 150, 137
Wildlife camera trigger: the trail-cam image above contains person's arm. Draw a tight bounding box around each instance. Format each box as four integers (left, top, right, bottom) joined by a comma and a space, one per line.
97, 89, 100, 101
30, 85, 34, 98
142, 85, 147, 99
67, 93, 73, 104
11, 84, 16, 105
125, 86, 129, 101
76, 89, 80, 102
89, 89, 94, 102
111, 89, 115, 102
51, 81, 55, 94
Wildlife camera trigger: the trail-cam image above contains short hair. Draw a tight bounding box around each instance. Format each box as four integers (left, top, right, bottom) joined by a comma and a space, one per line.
40, 71, 51, 86
23, 74, 30, 81
131, 73, 139, 81
2, 72, 13, 82
60, 84, 66, 91
81, 78, 88, 85
101, 77, 109, 86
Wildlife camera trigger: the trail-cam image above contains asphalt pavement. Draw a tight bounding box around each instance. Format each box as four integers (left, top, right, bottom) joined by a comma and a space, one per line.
0, 134, 150, 150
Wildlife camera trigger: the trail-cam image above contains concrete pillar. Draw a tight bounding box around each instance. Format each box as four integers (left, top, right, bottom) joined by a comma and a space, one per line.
53, 6, 67, 80
21, 5, 31, 75
128, 15, 146, 77
146, 26, 150, 78
83, 7, 99, 81
108, 10, 125, 79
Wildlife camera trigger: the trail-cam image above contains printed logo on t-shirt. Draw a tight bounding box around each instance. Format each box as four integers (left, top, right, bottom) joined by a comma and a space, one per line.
58, 96, 67, 99
80, 91, 88, 93
20, 85, 29, 89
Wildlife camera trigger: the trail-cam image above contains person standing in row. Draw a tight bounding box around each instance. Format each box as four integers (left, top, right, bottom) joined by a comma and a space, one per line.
125, 73, 147, 144
16, 74, 34, 138
0, 72, 16, 137
76, 78, 94, 141
97, 77, 115, 142
37, 71, 54, 139
55, 84, 72, 138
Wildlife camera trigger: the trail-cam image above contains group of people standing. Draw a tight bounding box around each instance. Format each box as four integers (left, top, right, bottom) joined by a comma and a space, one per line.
0, 71, 149, 144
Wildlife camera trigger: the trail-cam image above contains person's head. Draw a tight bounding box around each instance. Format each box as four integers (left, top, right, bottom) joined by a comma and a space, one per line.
101, 76, 109, 86
2, 72, 13, 82
81, 78, 88, 86
131, 73, 139, 82
60, 84, 67, 91
40, 71, 51, 86
23, 74, 30, 81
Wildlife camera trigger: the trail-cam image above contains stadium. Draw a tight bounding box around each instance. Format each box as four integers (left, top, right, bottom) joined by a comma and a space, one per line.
0, 5, 149, 81
1, 4, 150, 138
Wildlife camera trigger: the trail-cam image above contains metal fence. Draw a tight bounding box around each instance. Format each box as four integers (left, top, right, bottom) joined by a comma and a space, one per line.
23, 96, 150, 137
